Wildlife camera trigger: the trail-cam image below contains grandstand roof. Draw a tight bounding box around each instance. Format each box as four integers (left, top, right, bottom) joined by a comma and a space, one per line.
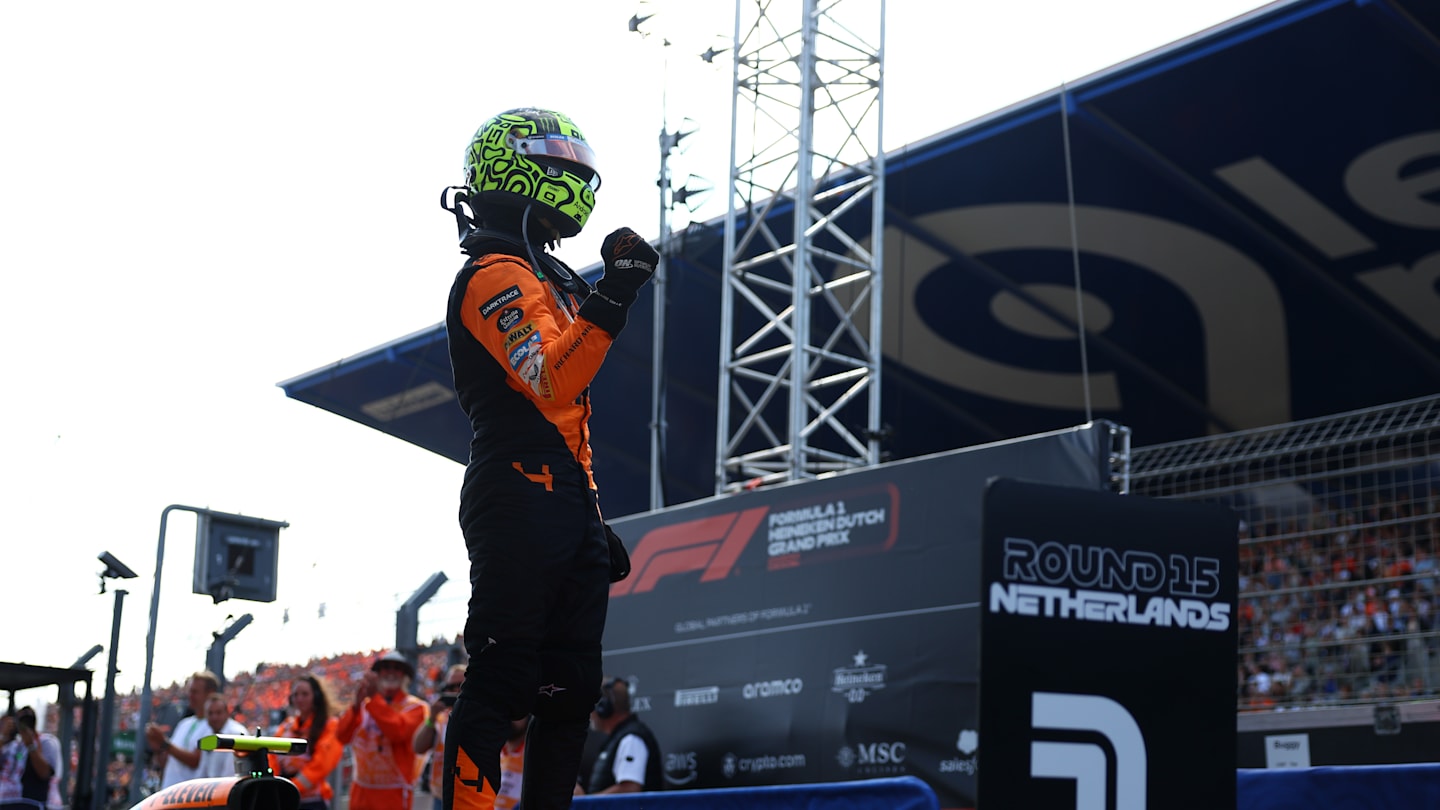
280, 0, 1440, 518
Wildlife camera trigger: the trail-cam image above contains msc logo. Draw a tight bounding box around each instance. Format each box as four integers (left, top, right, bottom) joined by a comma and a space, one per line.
611, 507, 768, 596
1031, 692, 1146, 810
836, 741, 907, 775
860, 741, 907, 765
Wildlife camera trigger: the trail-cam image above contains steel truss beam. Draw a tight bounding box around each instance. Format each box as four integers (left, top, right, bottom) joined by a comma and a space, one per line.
716, 0, 886, 493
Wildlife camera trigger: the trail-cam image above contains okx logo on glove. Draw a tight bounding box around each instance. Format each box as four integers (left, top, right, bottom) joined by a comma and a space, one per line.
601, 227, 659, 284
581, 227, 660, 337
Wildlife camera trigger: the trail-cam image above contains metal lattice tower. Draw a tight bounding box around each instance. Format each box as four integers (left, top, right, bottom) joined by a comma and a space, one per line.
716, 0, 886, 494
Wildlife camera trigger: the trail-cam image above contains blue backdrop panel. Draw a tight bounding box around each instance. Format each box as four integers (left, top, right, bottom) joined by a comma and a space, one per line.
1237, 764, 1440, 810
573, 776, 938, 810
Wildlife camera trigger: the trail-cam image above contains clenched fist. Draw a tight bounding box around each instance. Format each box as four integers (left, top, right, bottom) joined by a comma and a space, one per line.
581, 227, 660, 337
599, 227, 659, 292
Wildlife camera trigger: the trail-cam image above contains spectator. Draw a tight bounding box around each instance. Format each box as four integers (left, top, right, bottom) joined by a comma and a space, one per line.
144, 671, 224, 789
0, 706, 62, 809
336, 651, 427, 810
414, 665, 466, 810
197, 695, 249, 779
271, 674, 343, 810
415, 666, 527, 810
493, 715, 529, 810
581, 678, 662, 795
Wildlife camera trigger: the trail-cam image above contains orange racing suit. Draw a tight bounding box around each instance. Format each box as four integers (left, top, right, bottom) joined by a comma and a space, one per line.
443, 233, 627, 810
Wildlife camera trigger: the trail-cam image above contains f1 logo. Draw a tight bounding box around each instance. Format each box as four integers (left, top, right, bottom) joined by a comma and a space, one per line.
1031, 692, 1146, 810
611, 508, 768, 596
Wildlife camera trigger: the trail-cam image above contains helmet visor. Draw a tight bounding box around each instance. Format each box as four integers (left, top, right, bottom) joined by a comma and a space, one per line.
508, 133, 602, 190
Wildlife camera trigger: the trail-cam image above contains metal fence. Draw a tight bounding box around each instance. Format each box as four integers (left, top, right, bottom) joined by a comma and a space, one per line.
1130, 395, 1440, 712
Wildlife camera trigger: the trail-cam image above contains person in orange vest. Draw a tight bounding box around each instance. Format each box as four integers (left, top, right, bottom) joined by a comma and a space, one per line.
336, 652, 428, 810
270, 674, 343, 810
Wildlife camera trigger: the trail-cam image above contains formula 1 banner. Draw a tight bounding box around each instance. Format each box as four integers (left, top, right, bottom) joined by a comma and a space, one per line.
978, 479, 1238, 810
603, 423, 1116, 808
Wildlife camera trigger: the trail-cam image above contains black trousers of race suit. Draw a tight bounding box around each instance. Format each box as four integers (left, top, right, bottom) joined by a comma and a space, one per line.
444, 456, 611, 810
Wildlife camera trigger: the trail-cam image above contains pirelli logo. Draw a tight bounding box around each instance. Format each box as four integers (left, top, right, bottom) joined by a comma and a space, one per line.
674, 687, 720, 707
480, 285, 522, 319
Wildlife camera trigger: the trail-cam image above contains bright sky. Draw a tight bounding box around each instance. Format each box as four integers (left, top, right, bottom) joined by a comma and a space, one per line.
2, 0, 1274, 708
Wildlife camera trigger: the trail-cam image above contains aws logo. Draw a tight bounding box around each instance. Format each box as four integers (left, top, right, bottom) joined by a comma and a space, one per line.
1031, 692, 1146, 810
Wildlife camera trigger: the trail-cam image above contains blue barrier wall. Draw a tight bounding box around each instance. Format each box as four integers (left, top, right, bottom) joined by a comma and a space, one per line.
566, 767, 1440, 810
1238, 764, 1440, 810
573, 776, 939, 810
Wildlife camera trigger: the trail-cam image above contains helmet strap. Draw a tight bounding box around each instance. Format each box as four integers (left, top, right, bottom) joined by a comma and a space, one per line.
440, 185, 475, 244
517, 203, 590, 314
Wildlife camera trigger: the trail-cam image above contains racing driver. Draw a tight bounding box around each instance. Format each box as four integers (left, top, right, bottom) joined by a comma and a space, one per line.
439, 107, 657, 810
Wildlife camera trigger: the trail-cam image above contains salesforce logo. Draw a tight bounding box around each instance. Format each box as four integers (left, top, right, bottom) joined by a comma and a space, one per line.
940, 729, 979, 775
742, 678, 803, 699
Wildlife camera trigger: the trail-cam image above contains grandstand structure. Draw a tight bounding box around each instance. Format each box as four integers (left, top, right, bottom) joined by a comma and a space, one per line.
283, 0, 1440, 517
279, 0, 1439, 752
280, 1, 1439, 715
36, 0, 1432, 806
715, 0, 886, 493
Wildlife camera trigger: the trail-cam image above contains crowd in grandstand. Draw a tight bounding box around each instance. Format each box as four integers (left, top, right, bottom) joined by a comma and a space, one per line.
1235, 485, 1437, 710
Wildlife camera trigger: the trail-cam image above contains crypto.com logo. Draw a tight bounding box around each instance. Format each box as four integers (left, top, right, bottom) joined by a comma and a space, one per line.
1031, 692, 1146, 810
611, 508, 768, 596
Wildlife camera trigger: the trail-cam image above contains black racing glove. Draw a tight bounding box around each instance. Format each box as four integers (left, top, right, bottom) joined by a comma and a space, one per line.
579, 227, 659, 337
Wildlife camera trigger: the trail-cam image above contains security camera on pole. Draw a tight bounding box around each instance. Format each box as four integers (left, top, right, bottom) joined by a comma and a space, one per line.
96, 550, 137, 810
128, 505, 288, 806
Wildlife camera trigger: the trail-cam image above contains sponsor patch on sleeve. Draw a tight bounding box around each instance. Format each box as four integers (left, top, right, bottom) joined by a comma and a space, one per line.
497, 307, 523, 332
508, 333, 543, 371
506, 334, 554, 400
520, 353, 555, 400
503, 322, 536, 351
479, 285, 523, 319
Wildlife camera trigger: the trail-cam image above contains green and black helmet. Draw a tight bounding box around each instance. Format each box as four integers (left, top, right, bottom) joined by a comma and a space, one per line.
463, 107, 601, 239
